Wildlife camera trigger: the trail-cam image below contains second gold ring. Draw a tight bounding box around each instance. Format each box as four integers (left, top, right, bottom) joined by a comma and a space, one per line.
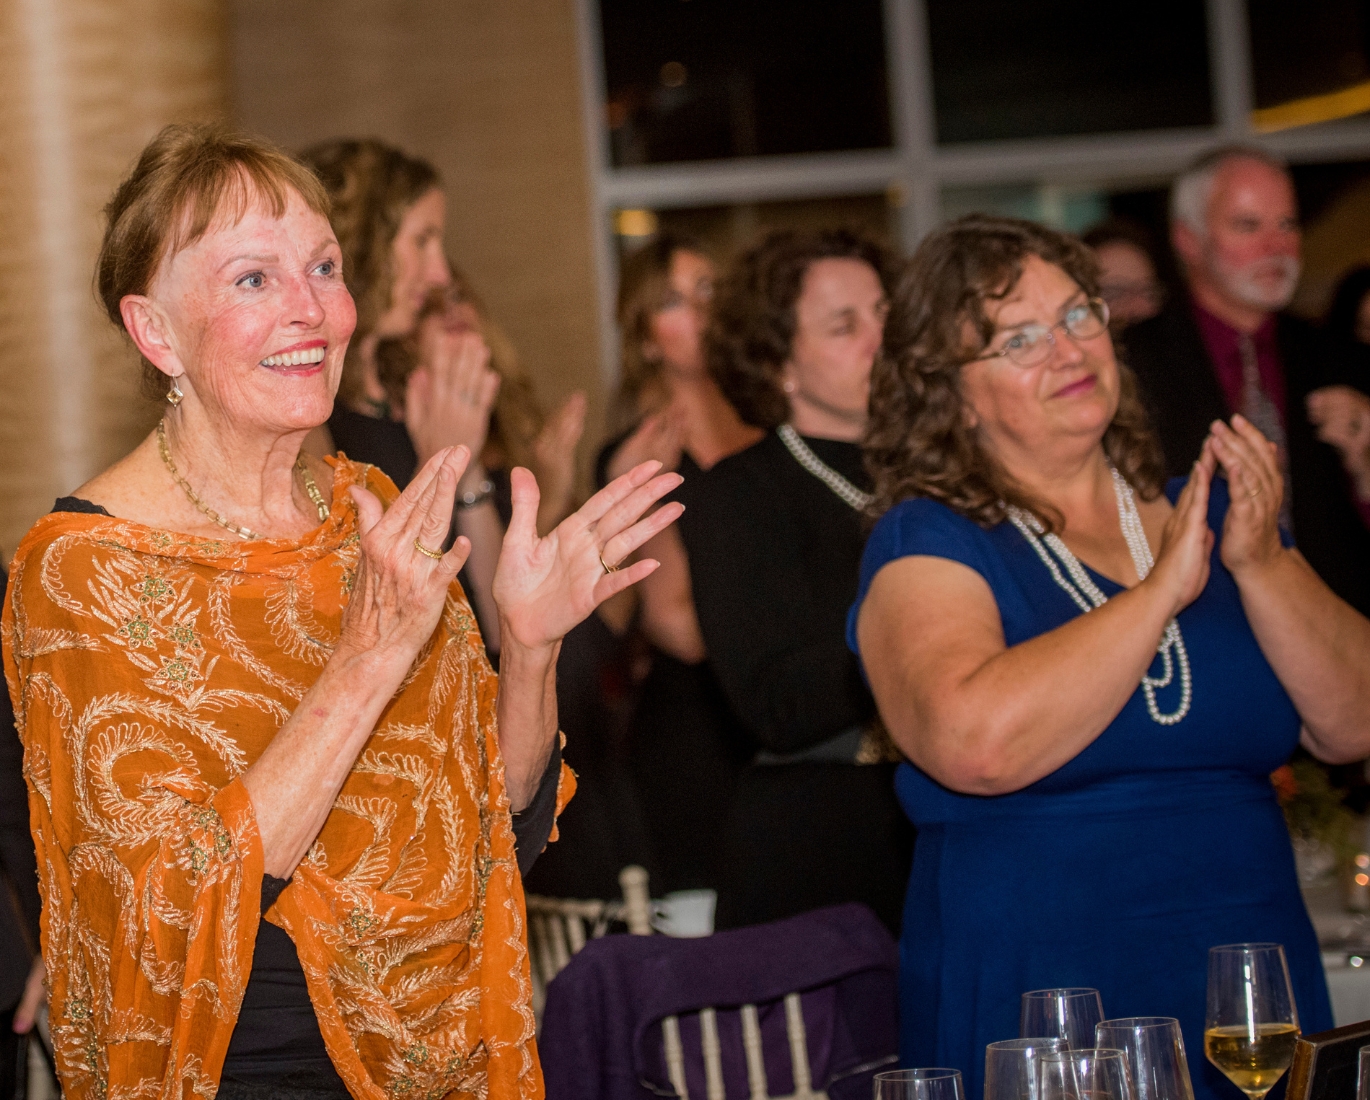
414, 537, 444, 560
599, 552, 619, 574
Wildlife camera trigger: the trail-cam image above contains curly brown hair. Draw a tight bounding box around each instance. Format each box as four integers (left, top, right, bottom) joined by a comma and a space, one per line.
706, 228, 896, 430
298, 139, 440, 406
865, 214, 1163, 531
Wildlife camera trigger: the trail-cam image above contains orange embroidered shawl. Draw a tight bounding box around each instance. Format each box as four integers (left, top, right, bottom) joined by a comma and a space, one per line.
2, 458, 571, 1100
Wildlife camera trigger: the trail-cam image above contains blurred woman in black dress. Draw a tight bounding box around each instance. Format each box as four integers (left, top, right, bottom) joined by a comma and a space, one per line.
676, 229, 914, 931
600, 236, 762, 900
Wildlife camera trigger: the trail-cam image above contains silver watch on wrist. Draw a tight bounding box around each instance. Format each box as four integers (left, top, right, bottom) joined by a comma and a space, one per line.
455, 478, 495, 510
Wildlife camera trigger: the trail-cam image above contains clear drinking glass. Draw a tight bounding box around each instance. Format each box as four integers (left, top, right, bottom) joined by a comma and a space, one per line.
873, 1068, 966, 1100
1203, 944, 1300, 1099
1022, 989, 1107, 1051
1357, 1044, 1370, 1100
1095, 1017, 1196, 1100
1038, 1048, 1135, 1100
986, 1038, 1067, 1100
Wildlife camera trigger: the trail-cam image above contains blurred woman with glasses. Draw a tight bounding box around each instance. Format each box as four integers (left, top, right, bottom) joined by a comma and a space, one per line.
850, 214, 1369, 1100
1082, 218, 1168, 331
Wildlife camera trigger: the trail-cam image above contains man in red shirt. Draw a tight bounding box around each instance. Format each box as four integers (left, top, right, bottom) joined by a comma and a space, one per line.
1125, 146, 1370, 615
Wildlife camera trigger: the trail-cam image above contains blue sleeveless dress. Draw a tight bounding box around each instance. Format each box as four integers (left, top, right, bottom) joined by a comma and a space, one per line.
848, 478, 1332, 1100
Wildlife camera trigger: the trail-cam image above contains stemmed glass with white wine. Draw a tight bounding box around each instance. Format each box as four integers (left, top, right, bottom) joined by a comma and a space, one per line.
1204, 943, 1300, 1099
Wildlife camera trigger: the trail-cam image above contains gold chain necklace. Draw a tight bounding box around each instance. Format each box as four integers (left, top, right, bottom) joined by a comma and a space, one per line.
157, 419, 330, 540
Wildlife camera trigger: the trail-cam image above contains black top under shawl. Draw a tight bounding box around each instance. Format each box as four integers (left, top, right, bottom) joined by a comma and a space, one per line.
51, 497, 559, 1090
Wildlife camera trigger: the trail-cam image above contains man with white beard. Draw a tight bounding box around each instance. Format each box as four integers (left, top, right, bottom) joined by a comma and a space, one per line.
1125, 145, 1370, 615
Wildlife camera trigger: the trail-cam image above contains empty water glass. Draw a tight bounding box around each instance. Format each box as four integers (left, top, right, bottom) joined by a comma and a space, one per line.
1022, 989, 1106, 1051
1095, 1017, 1195, 1100
1358, 1044, 1370, 1100
873, 1067, 966, 1100
986, 1038, 1066, 1100
1039, 1048, 1134, 1100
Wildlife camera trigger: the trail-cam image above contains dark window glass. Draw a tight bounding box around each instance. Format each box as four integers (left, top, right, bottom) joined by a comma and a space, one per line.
1249, 1, 1370, 117
1287, 160, 1370, 318
940, 184, 1109, 233
615, 194, 899, 265
598, 0, 892, 167
926, 0, 1213, 144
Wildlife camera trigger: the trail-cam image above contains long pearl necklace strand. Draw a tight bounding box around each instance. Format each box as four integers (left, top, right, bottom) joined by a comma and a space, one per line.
1005, 465, 1192, 726
777, 424, 873, 511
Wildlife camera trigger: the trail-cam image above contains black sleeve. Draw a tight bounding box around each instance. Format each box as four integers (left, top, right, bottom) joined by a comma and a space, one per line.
679, 467, 874, 755
510, 738, 562, 877
0, 568, 41, 948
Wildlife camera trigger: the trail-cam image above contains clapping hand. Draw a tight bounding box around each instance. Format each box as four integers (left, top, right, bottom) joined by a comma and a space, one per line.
340, 447, 474, 663
1307, 384, 1370, 500
531, 392, 588, 534
405, 328, 501, 468
605, 410, 684, 483
1150, 450, 1214, 616
1207, 414, 1285, 575
493, 461, 684, 653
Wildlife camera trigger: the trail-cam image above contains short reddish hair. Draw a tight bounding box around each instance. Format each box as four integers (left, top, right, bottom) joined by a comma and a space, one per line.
96, 122, 331, 396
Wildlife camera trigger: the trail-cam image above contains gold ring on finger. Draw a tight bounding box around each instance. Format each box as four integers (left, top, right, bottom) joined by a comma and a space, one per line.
1247, 485, 1263, 499
414, 537, 445, 560
599, 552, 619, 574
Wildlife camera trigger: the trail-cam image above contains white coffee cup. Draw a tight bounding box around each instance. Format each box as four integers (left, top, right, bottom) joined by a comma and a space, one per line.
651, 889, 717, 938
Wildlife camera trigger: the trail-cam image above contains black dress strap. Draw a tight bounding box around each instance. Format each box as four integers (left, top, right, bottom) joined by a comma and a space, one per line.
52, 497, 111, 516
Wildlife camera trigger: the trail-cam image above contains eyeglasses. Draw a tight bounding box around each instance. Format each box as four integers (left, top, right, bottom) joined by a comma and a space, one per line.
972, 297, 1110, 368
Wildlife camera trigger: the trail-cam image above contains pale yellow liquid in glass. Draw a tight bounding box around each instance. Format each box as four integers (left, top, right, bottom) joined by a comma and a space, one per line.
1203, 1023, 1299, 1098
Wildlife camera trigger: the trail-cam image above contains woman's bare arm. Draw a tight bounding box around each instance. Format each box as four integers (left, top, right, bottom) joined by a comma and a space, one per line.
243, 447, 474, 878
857, 465, 1214, 795
635, 526, 705, 664
1207, 416, 1370, 762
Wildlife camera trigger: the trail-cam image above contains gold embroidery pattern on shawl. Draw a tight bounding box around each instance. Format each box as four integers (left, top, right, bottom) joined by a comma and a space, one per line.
3, 460, 558, 1100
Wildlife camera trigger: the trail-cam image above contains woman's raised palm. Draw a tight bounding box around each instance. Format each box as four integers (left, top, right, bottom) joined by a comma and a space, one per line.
494, 462, 684, 651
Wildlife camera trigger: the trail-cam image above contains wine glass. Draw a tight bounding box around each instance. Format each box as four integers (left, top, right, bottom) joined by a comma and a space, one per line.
986, 1038, 1066, 1100
1022, 989, 1106, 1050
1204, 943, 1300, 1099
1039, 1048, 1134, 1100
873, 1068, 965, 1100
1095, 1017, 1195, 1100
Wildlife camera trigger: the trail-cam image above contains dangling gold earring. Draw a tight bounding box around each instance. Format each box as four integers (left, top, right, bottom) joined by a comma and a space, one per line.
166, 379, 183, 407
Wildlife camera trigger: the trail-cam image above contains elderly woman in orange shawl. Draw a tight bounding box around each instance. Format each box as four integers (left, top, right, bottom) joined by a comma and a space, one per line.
2, 125, 682, 1100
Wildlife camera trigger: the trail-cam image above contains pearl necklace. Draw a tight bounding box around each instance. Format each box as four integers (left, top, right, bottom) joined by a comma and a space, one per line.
1005, 465, 1193, 726
776, 425, 872, 511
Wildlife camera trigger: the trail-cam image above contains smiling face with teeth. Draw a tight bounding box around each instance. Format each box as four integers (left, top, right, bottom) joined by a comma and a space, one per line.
131, 184, 356, 438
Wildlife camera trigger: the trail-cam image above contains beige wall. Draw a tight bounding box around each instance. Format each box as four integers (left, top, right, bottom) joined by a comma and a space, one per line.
229, 0, 605, 478
0, 0, 227, 557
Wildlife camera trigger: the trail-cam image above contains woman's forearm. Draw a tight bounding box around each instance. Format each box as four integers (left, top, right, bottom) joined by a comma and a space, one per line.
1235, 549, 1370, 761
636, 527, 705, 664
242, 646, 411, 878
493, 636, 560, 811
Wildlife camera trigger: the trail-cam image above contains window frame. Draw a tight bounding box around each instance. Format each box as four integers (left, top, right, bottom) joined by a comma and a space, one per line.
575, 0, 1370, 385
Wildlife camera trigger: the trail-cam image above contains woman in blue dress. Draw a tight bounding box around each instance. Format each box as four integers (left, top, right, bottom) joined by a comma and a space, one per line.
849, 215, 1370, 1100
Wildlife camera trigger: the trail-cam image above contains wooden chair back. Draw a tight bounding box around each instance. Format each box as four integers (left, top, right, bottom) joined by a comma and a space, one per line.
525, 865, 653, 1019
